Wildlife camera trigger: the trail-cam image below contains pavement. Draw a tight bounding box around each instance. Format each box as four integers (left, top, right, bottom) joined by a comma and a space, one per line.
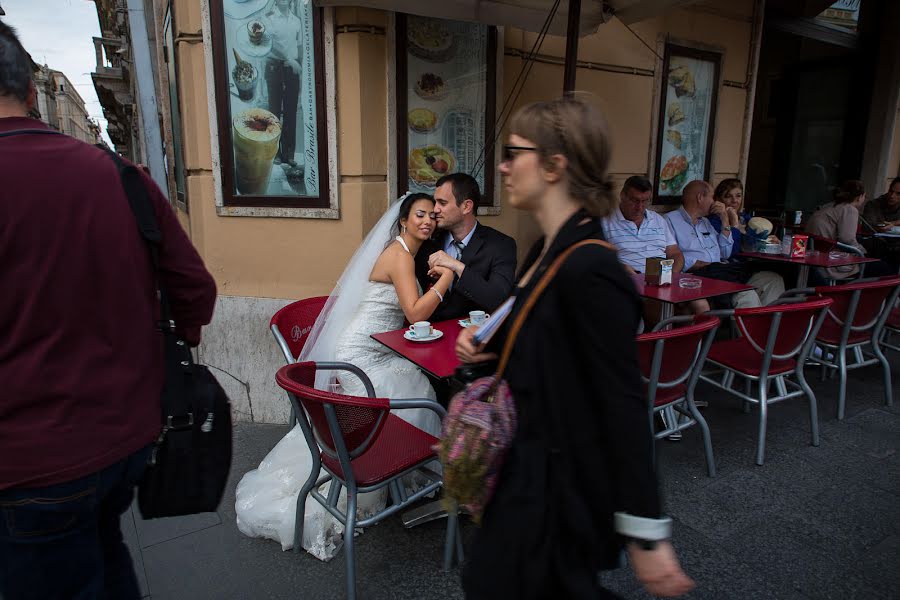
123, 352, 900, 599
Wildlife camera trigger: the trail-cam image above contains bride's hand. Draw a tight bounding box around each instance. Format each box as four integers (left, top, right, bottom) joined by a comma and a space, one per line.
428, 265, 454, 280
456, 326, 498, 364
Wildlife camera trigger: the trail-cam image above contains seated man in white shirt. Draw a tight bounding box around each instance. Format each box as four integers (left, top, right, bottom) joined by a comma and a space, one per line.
603, 176, 708, 322
666, 180, 784, 309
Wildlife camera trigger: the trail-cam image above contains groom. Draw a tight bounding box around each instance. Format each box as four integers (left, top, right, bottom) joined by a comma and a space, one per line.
415, 173, 517, 323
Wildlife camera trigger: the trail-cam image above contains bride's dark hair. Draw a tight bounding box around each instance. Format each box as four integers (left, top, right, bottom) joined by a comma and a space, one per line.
391, 192, 434, 238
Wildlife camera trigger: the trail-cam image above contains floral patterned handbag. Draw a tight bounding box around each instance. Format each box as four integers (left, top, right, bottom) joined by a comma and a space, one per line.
437, 239, 613, 522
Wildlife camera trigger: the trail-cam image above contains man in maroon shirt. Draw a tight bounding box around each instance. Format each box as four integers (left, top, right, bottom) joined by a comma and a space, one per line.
0, 21, 217, 599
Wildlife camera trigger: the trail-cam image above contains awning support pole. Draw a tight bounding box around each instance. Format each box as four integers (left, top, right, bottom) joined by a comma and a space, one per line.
563, 0, 581, 94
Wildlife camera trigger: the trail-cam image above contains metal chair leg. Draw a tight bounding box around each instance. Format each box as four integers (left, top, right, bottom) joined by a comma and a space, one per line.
455, 518, 464, 564
687, 396, 716, 477
837, 349, 848, 420
293, 473, 318, 554
756, 381, 769, 466
443, 504, 458, 571
871, 341, 894, 407
742, 378, 752, 414
344, 490, 358, 600
797, 368, 820, 447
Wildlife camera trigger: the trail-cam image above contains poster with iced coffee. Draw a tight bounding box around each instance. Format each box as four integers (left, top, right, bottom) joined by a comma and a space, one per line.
654, 46, 721, 203
217, 0, 323, 200
404, 16, 489, 195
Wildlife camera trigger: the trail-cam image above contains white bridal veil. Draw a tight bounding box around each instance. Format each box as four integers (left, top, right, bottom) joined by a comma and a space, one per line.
298, 196, 405, 387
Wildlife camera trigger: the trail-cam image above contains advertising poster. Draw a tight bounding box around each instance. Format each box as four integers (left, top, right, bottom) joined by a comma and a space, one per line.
404, 16, 488, 195
655, 46, 720, 201
221, 0, 320, 198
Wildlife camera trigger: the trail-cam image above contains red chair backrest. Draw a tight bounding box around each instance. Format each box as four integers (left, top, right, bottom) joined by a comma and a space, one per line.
270, 296, 329, 361
637, 315, 720, 387
815, 277, 900, 335
808, 234, 837, 253
734, 297, 833, 359
275, 362, 389, 460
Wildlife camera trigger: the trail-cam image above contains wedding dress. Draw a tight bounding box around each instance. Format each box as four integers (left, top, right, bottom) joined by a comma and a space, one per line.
235, 202, 439, 560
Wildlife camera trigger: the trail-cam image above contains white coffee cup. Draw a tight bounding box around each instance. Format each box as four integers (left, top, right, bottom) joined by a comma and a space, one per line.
409, 321, 433, 338
469, 310, 489, 325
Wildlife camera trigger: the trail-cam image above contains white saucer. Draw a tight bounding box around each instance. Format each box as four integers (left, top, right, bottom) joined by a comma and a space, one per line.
404, 329, 444, 343
458, 319, 472, 328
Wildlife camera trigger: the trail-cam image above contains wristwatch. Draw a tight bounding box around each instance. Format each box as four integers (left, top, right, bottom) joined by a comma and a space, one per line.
722, 225, 732, 232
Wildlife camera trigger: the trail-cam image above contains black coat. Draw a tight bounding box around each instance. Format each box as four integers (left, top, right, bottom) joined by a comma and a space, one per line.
462, 211, 662, 599
415, 223, 517, 322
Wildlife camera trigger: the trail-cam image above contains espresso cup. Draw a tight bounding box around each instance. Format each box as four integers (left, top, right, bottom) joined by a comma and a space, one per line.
409, 321, 433, 338
469, 310, 489, 325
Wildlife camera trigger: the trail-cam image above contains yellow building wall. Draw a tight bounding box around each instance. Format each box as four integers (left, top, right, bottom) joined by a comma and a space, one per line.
172, 1, 755, 300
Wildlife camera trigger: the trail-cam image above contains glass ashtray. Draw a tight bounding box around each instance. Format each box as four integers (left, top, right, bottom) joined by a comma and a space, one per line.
679, 277, 702, 289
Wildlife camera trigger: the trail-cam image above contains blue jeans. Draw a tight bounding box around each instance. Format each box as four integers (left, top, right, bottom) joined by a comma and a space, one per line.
0, 445, 152, 600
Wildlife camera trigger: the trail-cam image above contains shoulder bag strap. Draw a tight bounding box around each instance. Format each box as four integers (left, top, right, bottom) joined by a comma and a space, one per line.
0, 128, 62, 138
493, 238, 615, 380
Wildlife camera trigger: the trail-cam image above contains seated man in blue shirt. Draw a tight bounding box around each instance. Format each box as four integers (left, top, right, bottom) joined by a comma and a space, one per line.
666, 180, 783, 309
603, 176, 708, 321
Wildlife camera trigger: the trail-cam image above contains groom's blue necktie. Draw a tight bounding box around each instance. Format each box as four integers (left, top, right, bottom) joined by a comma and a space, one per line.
452, 240, 465, 261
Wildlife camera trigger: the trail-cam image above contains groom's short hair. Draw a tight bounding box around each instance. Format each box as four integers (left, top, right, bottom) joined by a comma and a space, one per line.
436, 173, 480, 211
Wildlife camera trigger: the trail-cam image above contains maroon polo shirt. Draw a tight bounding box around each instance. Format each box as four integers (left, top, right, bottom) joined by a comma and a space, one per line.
0, 117, 217, 490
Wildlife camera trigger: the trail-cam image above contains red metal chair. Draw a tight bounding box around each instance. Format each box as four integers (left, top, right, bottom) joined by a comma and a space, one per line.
270, 296, 329, 363
801, 277, 900, 419
270, 297, 329, 426
699, 298, 833, 465
637, 315, 721, 476
275, 361, 460, 600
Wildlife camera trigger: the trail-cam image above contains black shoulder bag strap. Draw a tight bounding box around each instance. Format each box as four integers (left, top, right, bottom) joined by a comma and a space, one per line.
96, 147, 199, 434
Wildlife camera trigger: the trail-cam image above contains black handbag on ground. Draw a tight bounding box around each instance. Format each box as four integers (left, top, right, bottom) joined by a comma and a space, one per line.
104, 150, 233, 519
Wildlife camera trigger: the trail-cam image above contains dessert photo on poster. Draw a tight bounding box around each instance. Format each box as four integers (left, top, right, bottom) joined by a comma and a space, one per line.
222, 0, 320, 197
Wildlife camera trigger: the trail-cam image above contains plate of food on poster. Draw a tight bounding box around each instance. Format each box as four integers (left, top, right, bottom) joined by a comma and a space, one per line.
407, 17, 455, 63
408, 145, 455, 186
414, 72, 450, 101
408, 108, 438, 134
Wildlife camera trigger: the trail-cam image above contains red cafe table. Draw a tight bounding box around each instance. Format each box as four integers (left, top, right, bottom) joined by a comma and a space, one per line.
631, 272, 755, 320
738, 250, 879, 287
370, 319, 463, 380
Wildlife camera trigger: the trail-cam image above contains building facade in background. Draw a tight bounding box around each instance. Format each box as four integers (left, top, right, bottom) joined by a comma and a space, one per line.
30, 64, 101, 145
91, 0, 143, 161
92, 0, 900, 424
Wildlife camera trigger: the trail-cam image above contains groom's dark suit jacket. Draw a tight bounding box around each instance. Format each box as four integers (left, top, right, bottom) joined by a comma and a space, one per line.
415, 223, 518, 323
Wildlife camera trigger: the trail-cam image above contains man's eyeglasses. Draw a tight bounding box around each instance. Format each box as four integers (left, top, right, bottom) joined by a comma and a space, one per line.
501, 145, 538, 163
414, 210, 437, 220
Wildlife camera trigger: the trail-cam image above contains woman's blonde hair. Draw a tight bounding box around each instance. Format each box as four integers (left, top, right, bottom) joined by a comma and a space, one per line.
509, 96, 616, 217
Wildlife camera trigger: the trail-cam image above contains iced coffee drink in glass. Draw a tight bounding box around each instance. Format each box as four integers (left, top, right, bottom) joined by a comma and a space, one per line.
232, 108, 282, 194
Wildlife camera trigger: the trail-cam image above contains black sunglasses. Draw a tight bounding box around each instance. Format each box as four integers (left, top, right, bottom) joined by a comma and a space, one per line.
501, 145, 538, 163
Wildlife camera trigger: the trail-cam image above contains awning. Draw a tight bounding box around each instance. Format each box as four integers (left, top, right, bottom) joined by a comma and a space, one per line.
314, 0, 700, 36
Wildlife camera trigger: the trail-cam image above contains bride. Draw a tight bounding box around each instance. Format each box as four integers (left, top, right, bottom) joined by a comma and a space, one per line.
235, 193, 454, 559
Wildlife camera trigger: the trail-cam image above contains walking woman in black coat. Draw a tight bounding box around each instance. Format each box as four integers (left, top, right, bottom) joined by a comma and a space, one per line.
456, 97, 694, 599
